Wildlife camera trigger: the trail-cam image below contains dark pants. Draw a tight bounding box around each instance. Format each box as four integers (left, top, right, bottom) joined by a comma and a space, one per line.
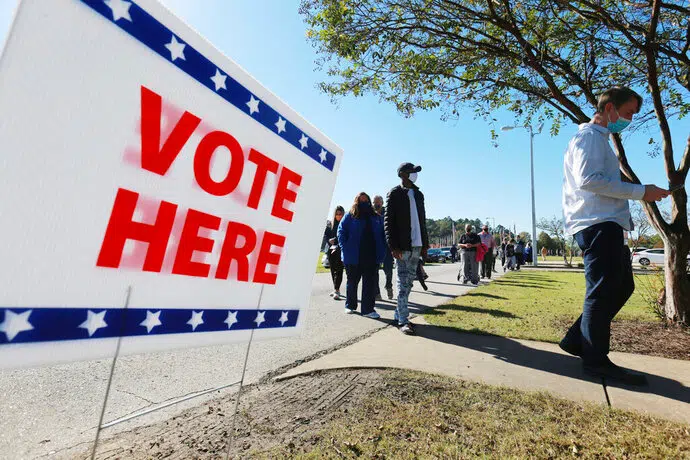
328, 249, 343, 291
416, 259, 428, 290
561, 222, 634, 365
481, 252, 494, 279
376, 250, 395, 295
383, 251, 394, 289
345, 263, 377, 314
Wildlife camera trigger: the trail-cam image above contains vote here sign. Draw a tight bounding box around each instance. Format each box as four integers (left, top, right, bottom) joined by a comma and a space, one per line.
0, 0, 342, 368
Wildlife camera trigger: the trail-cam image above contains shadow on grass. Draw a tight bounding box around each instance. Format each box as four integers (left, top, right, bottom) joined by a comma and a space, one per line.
463, 292, 508, 300
493, 280, 558, 290
510, 275, 567, 284
427, 304, 519, 319
411, 323, 690, 406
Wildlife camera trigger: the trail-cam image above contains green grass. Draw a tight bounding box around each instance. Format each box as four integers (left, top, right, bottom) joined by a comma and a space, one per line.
425, 271, 656, 343
262, 370, 690, 459
541, 255, 584, 264
315, 252, 330, 274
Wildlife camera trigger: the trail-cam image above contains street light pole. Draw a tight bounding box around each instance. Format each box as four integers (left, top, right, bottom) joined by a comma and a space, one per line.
501, 123, 542, 267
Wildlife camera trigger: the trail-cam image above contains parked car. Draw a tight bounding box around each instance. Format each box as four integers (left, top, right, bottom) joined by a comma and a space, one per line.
425, 248, 447, 263
631, 248, 690, 266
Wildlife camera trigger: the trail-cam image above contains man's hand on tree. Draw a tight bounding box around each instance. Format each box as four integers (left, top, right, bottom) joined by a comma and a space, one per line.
643, 185, 670, 202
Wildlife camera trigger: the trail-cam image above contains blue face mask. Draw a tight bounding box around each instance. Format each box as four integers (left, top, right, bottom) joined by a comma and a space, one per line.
607, 108, 632, 133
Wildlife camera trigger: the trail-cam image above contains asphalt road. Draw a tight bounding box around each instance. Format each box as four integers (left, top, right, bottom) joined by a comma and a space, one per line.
0, 261, 488, 458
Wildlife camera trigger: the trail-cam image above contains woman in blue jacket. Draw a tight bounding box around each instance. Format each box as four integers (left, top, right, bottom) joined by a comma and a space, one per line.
337, 192, 387, 319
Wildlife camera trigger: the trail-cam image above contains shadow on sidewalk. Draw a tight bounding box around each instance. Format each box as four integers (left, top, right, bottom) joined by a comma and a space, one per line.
411, 323, 689, 405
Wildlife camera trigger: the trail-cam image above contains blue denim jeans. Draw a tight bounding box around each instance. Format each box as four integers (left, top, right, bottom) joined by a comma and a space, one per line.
562, 222, 634, 364
395, 247, 421, 325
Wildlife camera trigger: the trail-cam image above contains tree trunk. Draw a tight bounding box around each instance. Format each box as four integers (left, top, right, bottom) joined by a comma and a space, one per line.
561, 242, 569, 266
662, 239, 690, 325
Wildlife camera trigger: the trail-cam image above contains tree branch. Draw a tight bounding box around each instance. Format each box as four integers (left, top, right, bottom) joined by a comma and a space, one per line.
644, 0, 676, 182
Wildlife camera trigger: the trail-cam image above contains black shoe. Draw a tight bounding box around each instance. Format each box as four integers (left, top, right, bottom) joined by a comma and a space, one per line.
583, 361, 648, 386
559, 339, 582, 357
457, 274, 461, 282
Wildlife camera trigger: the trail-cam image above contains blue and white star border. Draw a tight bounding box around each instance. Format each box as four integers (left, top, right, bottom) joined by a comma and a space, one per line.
83, 0, 336, 171
0, 307, 299, 345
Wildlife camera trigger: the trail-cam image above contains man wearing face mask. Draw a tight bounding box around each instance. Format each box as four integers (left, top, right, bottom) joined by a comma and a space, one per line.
560, 87, 669, 385
385, 163, 429, 335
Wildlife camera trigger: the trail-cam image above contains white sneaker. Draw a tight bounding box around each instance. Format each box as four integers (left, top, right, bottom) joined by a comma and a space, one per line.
363, 311, 381, 319
333, 293, 343, 300
344, 308, 356, 314
329, 291, 337, 297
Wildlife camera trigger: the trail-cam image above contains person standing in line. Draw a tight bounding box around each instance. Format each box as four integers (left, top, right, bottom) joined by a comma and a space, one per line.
337, 192, 387, 319
525, 242, 533, 264
479, 225, 496, 279
559, 86, 669, 385
385, 163, 429, 335
503, 238, 516, 271
324, 206, 345, 300
373, 195, 395, 300
457, 224, 481, 285
450, 244, 458, 263
541, 245, 548, 262
514, 239, 525, 270
500, 237, 507, 270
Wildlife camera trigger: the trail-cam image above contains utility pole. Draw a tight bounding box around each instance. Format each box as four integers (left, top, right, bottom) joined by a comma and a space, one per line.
502, 123, 542, 267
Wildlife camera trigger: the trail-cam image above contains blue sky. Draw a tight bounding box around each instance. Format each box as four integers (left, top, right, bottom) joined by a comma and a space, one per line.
1, 0, 683, 236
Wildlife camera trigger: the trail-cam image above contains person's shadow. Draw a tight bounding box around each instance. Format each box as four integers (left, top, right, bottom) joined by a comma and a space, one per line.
409, 323, 689, 405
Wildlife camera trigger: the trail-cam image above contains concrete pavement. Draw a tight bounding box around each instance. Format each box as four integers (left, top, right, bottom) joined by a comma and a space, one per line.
0, 261, 475, 459
279, 317, 690, 425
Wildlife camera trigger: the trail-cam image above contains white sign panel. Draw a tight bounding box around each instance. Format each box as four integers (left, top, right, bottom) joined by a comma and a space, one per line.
0, 0, 342, 368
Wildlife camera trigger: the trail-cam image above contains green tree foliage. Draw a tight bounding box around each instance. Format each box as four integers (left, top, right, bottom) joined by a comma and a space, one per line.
301, 0, 690, 323
537, 231, 555, 253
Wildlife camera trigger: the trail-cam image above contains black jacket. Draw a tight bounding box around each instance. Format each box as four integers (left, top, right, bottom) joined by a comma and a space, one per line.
384, 185, 429, 251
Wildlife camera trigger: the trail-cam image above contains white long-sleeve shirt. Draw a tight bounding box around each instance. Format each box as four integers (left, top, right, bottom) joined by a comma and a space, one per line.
407, 189, 423, 247
562, 123, 645, 235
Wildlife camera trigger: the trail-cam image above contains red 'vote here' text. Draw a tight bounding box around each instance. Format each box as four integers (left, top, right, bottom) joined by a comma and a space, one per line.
96, 86, 300, 285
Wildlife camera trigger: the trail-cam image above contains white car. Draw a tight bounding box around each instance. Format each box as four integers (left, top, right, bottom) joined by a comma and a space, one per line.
631, 248, 690, 266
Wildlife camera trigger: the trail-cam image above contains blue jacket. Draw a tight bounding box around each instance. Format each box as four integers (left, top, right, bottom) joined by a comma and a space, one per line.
337, 212, 387, 265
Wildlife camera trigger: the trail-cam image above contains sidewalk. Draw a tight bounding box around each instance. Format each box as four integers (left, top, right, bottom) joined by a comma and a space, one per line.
278, 307, 690, 425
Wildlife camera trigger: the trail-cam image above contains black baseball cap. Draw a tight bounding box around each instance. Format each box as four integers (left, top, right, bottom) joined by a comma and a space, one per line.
397, 162, 422, 175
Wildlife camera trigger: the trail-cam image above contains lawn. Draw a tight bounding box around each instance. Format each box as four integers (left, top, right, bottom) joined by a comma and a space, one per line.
425, 271, 655, 344
539, 255, 584, 264
315, 252, 330, 274
262, 370, 690, 459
